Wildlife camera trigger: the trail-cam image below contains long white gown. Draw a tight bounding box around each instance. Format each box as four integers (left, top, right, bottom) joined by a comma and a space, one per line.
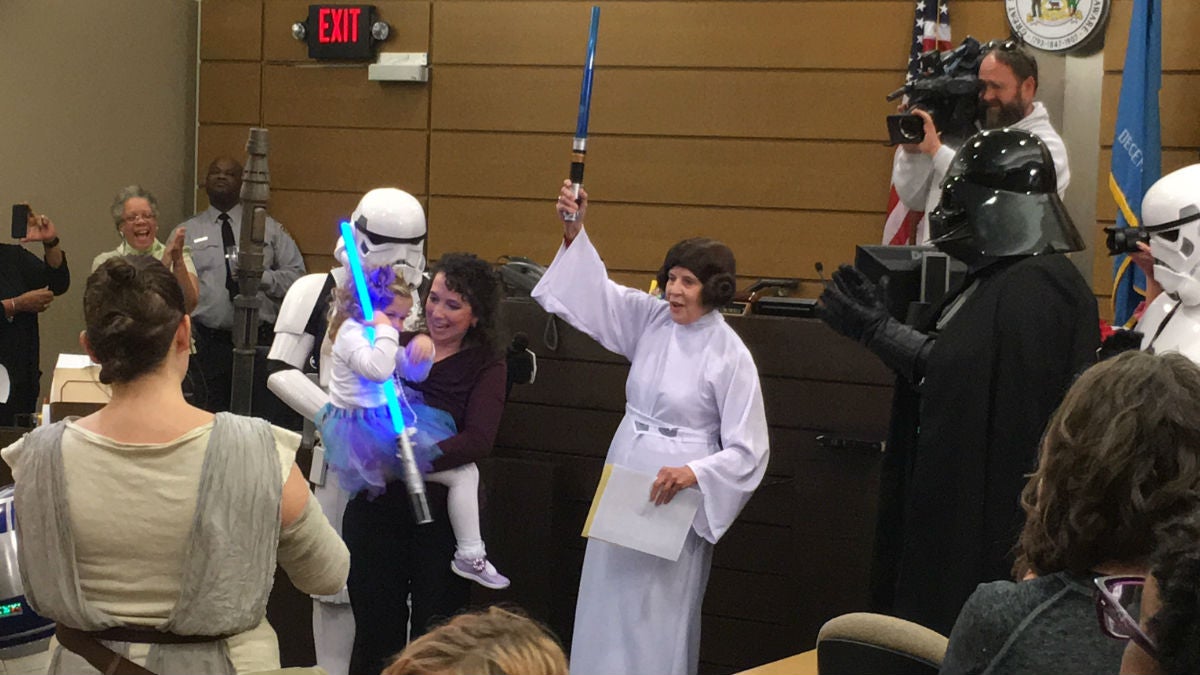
532, 228, 770, 675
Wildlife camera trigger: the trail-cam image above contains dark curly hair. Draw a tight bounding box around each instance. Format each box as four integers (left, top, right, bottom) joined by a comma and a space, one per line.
430, 252, 503, 354
84, 256, 186, 384
1014, 351, 1200, 578
1148, 512, 1200, 675
655, 238, 737, 308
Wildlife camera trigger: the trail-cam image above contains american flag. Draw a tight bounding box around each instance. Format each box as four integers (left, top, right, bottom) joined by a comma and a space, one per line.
882, 0, 952, 245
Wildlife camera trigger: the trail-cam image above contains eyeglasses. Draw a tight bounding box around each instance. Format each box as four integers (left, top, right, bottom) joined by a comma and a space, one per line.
122, 212, 156, 225
1094, 575, 1158, 659
984, 39, 1020, 52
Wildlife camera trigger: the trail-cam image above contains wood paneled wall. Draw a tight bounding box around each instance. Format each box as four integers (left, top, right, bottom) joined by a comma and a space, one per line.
198, 0, 1011, 297
1093, 0, 1200, 312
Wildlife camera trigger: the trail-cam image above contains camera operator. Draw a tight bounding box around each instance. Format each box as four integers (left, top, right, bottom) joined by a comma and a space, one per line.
894, 40, 1070, 243
0, 211, 69, 426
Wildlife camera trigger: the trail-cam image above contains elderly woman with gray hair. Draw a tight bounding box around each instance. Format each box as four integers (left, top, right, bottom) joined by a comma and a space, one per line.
91, 185, 198, 312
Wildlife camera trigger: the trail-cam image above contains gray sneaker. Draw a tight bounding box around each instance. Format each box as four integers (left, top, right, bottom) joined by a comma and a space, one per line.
451, 555, 511, 590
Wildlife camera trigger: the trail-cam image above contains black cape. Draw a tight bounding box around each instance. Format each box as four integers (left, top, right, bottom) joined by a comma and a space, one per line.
869, 253, 1099, 635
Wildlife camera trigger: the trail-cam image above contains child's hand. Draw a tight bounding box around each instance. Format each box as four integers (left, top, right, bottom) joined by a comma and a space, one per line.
371, 310, 392, 328
406, 334, 435, 364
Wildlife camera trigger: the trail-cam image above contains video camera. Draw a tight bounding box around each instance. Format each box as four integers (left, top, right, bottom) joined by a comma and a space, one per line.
1104, 226, 1151, 256
886, 37, 985, 146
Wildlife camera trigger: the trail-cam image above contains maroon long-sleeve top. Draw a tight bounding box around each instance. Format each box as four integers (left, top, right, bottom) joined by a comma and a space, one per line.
403, 341, 507, 473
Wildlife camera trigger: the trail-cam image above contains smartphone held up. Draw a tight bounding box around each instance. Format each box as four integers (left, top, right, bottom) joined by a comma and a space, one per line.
11, 204, 32, 240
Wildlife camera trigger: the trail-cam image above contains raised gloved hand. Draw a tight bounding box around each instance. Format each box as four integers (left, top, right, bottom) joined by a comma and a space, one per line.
817, 264, 891, 344
818, 264, 934, 382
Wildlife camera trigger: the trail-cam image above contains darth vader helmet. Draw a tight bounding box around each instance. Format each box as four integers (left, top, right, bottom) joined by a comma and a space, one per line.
334, 188, 427, 287
1145, 164, 1200, 306
928, 128, 1082, 268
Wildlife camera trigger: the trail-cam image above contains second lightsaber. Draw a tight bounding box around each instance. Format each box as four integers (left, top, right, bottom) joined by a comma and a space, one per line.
565, 5, 601, 222
338, 221, 432, 524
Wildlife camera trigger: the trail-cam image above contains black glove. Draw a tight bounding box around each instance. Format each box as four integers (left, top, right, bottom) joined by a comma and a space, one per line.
818, 264, 933, 382
817, 264, 890, 343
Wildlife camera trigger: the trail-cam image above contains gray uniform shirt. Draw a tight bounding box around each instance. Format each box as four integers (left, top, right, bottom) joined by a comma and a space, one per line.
174, 204, 306, 329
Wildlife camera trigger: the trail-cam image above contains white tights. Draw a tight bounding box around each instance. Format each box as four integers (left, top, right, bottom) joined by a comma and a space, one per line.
425, 462, 485, 558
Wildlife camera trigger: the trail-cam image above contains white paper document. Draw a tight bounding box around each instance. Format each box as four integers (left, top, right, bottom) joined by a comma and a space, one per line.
582, 463, 702, 561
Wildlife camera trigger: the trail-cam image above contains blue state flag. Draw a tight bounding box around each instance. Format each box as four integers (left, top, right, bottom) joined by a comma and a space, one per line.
1110, 0, 1162, 327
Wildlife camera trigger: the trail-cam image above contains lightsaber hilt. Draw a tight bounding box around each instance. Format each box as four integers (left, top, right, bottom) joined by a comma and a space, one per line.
339, 221, 432, 524
565, 137, 587, 222
397, 431, 432, 524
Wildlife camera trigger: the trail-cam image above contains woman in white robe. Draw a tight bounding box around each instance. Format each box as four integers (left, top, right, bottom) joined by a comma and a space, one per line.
531, 180, 770, 675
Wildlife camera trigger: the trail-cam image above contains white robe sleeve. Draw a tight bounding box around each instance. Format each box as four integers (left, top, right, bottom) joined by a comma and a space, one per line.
334, 320, 400, 383
686, 342, 770, 543
531, 226, 663, 360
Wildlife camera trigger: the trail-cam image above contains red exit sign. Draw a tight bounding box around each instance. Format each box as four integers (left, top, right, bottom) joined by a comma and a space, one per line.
304, 4, 377, 60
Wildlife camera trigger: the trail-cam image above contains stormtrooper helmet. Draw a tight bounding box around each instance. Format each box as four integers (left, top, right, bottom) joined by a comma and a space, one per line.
1145, 164, 1200, 306
334, 188, 427, 287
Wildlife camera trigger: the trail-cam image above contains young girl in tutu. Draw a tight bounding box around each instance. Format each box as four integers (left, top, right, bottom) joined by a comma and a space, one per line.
316, 265, 509, 589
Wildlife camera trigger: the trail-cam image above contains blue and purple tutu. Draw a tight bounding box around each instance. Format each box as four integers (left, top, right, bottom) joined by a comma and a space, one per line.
315, 397, 455, 498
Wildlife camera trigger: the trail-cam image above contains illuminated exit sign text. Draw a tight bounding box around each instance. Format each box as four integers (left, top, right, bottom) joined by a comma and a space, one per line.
305, 5, 375, 60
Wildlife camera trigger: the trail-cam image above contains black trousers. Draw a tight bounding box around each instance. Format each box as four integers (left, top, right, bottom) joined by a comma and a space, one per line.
188, 323, 301, 430
343, 481, 469, 675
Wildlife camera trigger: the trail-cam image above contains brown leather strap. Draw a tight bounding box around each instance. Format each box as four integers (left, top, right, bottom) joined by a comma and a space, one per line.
87, 626, 233, 644
55, 625, 235, 675
55, 625, 155, 675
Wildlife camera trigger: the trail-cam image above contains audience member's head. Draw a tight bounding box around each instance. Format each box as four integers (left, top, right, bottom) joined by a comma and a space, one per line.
83, 255, 188, 385
1120, 512, 1200, 675
382, 606, 567, 675
110, 184, 161, 253
1015, 350, 1200, 578
204, 155, 243, 212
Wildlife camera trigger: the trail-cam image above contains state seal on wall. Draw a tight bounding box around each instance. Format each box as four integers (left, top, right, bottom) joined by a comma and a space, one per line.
1005, 0, 1111, 53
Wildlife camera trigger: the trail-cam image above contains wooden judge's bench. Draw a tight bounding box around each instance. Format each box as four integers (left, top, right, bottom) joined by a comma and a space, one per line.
481, 298, 895, 674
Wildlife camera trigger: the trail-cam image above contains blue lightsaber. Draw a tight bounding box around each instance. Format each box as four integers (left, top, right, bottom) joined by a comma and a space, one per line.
339, 221, 432, 524
564, 5, 600, 222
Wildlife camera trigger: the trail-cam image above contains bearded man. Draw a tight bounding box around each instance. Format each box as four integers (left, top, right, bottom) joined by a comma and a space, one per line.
891, 40, 1070, 244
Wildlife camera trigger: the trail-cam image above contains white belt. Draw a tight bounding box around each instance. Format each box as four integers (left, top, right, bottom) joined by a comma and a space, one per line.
625, 404, 718, 444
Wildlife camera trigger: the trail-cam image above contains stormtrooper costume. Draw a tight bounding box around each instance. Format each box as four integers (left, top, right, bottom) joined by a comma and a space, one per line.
266, 188, 427, 675
1135, 165, 1200, 360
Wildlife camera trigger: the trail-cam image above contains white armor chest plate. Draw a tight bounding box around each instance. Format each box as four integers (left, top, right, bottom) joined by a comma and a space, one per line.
1137, 295, 1200, 363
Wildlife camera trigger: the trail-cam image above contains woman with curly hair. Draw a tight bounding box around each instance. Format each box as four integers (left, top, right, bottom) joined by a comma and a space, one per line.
1119, 512, 1200, 675
318, 263, 508, 586
533, 181, 770, 675
342, 253, 510, 675
940, 350, 1200, 675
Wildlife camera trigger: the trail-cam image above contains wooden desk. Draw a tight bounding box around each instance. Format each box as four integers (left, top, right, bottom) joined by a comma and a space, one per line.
734, 649, 818, 675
